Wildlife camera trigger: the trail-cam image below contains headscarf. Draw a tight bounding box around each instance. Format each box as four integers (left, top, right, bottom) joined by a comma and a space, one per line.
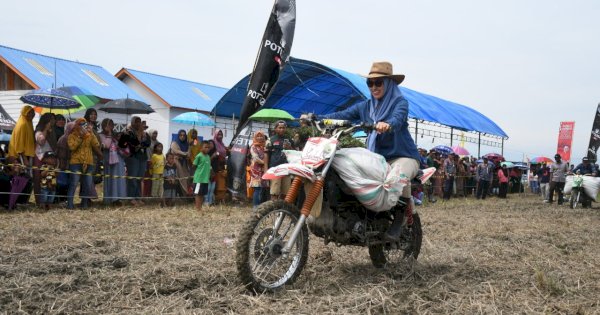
56, 122, 76, 169
213, 128, 227, 156
64, 121, 76, 136
147, 129, 160, 159
72, 118, 88, 137
252, 131, 266, 148
174, 129, 188, 152
8, 105, 35, 158
367, 78, 402, 152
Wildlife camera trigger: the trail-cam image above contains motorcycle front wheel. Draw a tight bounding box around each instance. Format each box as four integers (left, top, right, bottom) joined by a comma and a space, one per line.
236, 200, 309, 293
570, 188, 581, 209
369, 213, 423, 268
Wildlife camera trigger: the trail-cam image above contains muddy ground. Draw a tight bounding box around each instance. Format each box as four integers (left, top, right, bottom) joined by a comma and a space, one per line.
1, 194, 599, 314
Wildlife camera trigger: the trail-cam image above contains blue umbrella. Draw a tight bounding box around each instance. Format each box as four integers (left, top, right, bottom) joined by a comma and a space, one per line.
172, 112, 215, 127
432, 145, 453, 156
20, 88, 79, 109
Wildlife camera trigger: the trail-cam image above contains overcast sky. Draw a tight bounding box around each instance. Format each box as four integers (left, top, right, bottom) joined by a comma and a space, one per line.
2, 0, 599, 162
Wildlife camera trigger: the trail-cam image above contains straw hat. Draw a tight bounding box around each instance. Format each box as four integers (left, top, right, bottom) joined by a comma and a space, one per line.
364, 61, 405, 85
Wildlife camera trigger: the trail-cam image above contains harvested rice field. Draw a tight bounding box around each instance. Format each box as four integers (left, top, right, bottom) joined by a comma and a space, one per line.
1, 194, 599, 314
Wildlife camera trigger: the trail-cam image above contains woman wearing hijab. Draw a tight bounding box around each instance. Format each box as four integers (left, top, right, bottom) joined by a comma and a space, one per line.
170, 129, 191, 195
33, 113, 56, 205
142, 129, 159, 198
212, 128, 228, 202
56, 121, 75, 202
99, 118, 127, 206
67, 118, 100, 209
213, 129, 227, 171
8, 105, 35, 168
54, 114, 66, 140
249, 131, 267, 208
320, 61, 420, 242
123, 116, 150, 205
146, 129, 160, 160
84, 108, 103, 198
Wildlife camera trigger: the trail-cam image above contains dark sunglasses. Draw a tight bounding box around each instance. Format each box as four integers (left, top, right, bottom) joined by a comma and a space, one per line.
366, 79, 384, 88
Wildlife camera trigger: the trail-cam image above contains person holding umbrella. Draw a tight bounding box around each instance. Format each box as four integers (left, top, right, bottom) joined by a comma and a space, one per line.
122, 116, 151, 205
33, 113, 56, 205
498, 164, 509, 198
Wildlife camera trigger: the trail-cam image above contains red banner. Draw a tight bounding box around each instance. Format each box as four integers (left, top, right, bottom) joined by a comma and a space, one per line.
557, 121, 575, 162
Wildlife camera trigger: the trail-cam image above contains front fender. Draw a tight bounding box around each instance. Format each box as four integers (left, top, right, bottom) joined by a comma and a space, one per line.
262, 163, 316, 182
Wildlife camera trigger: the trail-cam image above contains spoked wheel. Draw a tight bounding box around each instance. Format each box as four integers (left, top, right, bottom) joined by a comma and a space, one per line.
236, 200, 309, 293
570, 189, 581, 209
369, 213, 423, 268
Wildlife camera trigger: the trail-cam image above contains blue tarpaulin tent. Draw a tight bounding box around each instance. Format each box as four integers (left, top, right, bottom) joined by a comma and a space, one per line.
213, 57, 508, 138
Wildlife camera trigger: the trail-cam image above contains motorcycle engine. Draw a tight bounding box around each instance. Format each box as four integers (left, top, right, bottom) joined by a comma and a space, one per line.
307, 171, 374, 245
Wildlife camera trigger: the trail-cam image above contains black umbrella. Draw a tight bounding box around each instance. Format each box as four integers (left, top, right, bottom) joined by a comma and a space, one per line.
96, 98, 154, 115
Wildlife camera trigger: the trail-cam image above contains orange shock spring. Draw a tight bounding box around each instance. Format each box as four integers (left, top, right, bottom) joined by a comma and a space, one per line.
284, 176, 303, 204
300, 179, 324, 217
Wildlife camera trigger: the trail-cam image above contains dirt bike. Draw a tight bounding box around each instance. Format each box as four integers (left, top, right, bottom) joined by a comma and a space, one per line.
236, 119, 434, 293
569, 172, 594, 209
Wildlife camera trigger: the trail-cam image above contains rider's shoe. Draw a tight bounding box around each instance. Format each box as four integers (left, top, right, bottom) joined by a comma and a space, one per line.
384, 197, 413, 242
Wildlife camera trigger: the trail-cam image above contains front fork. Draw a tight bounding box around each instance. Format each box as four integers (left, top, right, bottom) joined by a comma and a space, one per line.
273, 175, 325, 255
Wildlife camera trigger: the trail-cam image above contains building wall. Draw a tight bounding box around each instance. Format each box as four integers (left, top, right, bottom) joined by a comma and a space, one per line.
0, 62, 34, 90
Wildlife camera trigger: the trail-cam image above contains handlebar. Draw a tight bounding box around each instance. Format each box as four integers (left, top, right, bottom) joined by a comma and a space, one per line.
299, 114, 375, 138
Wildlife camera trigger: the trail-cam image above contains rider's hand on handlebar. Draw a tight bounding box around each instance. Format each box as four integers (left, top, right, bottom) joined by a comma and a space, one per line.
375, 121, 391, 134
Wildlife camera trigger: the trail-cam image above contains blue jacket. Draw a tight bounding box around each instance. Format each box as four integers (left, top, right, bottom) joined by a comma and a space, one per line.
321, 96, 420, 162
572, 163, 596, 175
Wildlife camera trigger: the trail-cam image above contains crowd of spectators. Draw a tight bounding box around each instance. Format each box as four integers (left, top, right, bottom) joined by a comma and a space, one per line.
413, 148, 532, 204
2, 106, 598, 211
1, 105, 228, 211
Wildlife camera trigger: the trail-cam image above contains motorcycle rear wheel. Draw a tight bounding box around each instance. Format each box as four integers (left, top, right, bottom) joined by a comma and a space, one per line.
368, 213, 422, 268
236, 200, 309, 293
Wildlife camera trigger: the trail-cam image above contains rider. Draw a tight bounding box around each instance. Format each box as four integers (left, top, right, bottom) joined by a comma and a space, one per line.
572, 157, 597, 176
571, 157, 597, 208
320, 61, 420, 242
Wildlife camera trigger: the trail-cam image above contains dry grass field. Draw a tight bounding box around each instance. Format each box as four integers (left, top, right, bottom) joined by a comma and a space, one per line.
1, 194, 599, 314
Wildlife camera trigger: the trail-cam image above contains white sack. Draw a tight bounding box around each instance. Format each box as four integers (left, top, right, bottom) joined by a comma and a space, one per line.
331, 148, 409, 212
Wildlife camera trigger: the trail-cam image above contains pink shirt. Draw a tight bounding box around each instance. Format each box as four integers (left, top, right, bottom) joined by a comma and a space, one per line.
498, 169, 508, 183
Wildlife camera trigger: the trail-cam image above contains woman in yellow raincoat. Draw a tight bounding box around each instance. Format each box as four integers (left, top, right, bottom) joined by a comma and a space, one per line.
8, 105, 35, 167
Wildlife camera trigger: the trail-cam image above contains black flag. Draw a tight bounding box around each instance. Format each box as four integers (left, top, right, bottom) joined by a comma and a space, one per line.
227, 0, 296, 199
586, 103, 600, 163
237, 0, 296, 133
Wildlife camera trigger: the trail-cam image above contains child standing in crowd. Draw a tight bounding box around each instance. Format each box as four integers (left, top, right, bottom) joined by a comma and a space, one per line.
150, 143, 165, 201
192, 141, 211, 211
39, 151, 58, 210
250, 131, 267, 208
163, 152, 178, 207
204, 140, 218, 206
